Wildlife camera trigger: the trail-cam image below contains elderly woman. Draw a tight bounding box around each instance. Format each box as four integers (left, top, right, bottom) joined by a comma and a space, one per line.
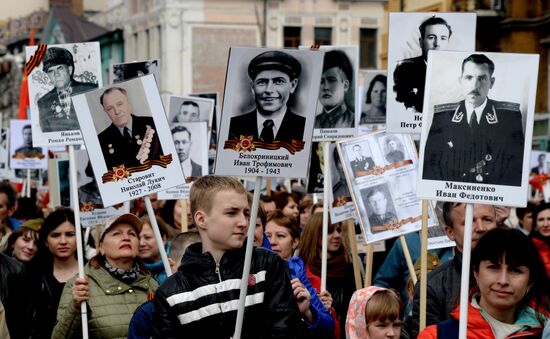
52, 213, 158, 338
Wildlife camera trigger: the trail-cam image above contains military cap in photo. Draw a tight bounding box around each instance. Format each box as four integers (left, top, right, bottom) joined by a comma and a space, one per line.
323, 49, 353, 82
248, 50, 302, 80
42, 47, 74, 73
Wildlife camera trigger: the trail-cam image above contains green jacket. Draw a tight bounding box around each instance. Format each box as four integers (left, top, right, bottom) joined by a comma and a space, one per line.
52, 262, 158, 339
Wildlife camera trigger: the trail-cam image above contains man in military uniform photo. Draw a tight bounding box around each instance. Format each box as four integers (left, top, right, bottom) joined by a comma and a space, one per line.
228, 50, 305, 144
98, 87, 164, 170
172, 100, 201, 123
393, 16, 452, 113
315, 49, 355, 129
423, 54, 524, 186
13, 125, 42, 157
350, 144, 375, 176
37, 47, 98, 132
365, 188, 397, 232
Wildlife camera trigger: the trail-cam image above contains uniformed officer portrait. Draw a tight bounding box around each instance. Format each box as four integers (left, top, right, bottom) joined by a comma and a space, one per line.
228, 50, 305, 143
315, 49, 355, 129
37, 47, 98, 132
362, 186, 398, 232
393, 16, 452, 114
97, 87, 164, 170
13, 124, 42, 158
423, 53, 525, 186
382, 135, 405, 164
350, 143, 375, 176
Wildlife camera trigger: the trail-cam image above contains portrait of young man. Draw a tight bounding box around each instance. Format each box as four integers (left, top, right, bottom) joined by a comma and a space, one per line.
171, 124, 203, 179
350, 143, 375, 176
37, 47, 98, 132
422, 54, 524, 186
228, 50, 305, 143
364, 187, 398, 231
13, 125, 42, 158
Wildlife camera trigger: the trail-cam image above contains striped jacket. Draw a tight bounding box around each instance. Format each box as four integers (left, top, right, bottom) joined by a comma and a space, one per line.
152, 243, 296, 338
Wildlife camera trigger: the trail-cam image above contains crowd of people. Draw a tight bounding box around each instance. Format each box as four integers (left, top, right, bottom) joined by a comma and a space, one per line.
0, 176, 549, 338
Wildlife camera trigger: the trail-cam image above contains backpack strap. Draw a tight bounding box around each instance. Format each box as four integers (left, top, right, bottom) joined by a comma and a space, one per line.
436, 318, 459, 339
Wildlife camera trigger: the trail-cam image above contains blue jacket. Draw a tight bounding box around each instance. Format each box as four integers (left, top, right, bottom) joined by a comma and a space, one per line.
287, 256, 334, 338
128, 300, 154, 339
373, 231, 454, 303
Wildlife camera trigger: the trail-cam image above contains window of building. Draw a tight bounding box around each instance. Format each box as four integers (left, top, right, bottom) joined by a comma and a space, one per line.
359, 28, 377, 69
283, 27, 301, 48
314, 27, 332, 46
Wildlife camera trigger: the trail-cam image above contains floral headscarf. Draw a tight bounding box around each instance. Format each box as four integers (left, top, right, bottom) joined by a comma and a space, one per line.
345, 286, 394, 339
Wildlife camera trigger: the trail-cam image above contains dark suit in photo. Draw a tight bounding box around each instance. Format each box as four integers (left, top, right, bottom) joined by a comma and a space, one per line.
98, 115, 164, 170
37, 80, 97, 132
351, 156, 375, 174
228, 110, 305, 143
190, 160, 202, 177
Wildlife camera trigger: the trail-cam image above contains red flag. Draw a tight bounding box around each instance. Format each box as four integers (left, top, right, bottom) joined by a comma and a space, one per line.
17, 29, 35, 120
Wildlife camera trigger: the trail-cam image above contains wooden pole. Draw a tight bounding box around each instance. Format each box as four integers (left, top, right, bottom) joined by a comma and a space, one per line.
233, 176, 262, 339
400, 235, 417, 285
364, 243, 374, 286
180, 199, 188, 232
321, 141, 330, 292
346, 219, 362, 290
68, 145, 89, 339
419, 200, 429, 331
144, 196, 172, 277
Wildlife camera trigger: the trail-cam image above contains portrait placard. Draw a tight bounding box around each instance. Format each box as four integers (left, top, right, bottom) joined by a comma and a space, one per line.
215, 47, 324, 178
306, 141, 324, 194
360, 70, 387, 126
75, 150, 124, 227
9, 119, 47, 169
305, 45, 358, 142
190, 92, 220, 174
26, 42, 102, 146
417, 51, 538, 207
110, 59, 160, 85
168, 96, 214, 124
158, 122, 208, 200
337, 131, 437, 243
386, 12, 476, 134
48, 154, 71, 208
72, 75, 185, 207
0, 128, 9, 179
327, 143, 355, 223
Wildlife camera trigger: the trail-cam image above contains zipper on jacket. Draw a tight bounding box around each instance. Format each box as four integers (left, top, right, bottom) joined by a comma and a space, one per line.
215, 260, 222, 282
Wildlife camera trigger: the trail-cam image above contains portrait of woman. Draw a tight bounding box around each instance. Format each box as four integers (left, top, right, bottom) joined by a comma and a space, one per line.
361, 74, 387, 124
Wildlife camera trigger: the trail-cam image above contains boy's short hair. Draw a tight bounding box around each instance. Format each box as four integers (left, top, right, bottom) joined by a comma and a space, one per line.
168, 231, 201, 264
190, 175, 246, 218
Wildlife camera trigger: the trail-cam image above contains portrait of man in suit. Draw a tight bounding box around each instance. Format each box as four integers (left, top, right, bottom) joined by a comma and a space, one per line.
365, 188, 398, 231
531, 153, 547, 175
171, 124, 202, 179
228, 50, 305, 144
423, 54, 524, 186
350, 144, 375, 176
97, 87, 164, 170
37, 47, 98, 132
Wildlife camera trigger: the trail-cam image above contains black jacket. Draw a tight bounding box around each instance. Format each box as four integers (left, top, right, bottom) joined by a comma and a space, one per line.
0, 253, 23, 338
152, 243, 296, 338
410, 252, 462, 338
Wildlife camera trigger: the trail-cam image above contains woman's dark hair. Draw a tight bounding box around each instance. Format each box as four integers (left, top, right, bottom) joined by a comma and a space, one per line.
4, 227, 39, 257
272, 192, 299, 210
266, 210, 300, 241
365, 74, 387, 104
35, 208, 80, 266
471, 227, 549, 324
530, 202, 550, 237
140, 215, 178, 242
160, 200, 177, 228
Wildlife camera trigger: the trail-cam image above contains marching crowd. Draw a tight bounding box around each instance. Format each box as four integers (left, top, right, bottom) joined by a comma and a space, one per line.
0, 176, 548, 338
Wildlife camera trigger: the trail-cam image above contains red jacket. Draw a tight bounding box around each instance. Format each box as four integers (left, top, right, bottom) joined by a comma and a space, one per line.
418, 302, 543, 339
532, 236, 550, 278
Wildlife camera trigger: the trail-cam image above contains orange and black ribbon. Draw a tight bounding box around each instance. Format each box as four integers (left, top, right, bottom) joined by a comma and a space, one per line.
224, 135, 305, 155
101, 154, 173, 184
355, 160, 414, 178
370, 215, 422, 233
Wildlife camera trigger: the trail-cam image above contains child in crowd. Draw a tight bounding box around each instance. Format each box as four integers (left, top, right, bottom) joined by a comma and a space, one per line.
151, 175, 296, 338
346, 286, 403, 339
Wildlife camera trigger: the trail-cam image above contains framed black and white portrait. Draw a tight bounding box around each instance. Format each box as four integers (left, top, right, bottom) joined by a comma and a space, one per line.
190, 92, 220, 174
26, 42, 102, 146
168, 95, 214, 124
110, 59, 160, 85
215, 47, 324, 178
360, 70, 387, 125
309, 45, 359, 141
386, 12, 476, 134
417, 51, 538, 207
9, 119, 47, 170
72, 75, 185, 206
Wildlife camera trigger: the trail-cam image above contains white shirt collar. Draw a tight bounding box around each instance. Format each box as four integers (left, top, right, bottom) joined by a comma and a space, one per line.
465, 98, 488, 124
256, 107, 286, 139
116, 115, 133, 136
